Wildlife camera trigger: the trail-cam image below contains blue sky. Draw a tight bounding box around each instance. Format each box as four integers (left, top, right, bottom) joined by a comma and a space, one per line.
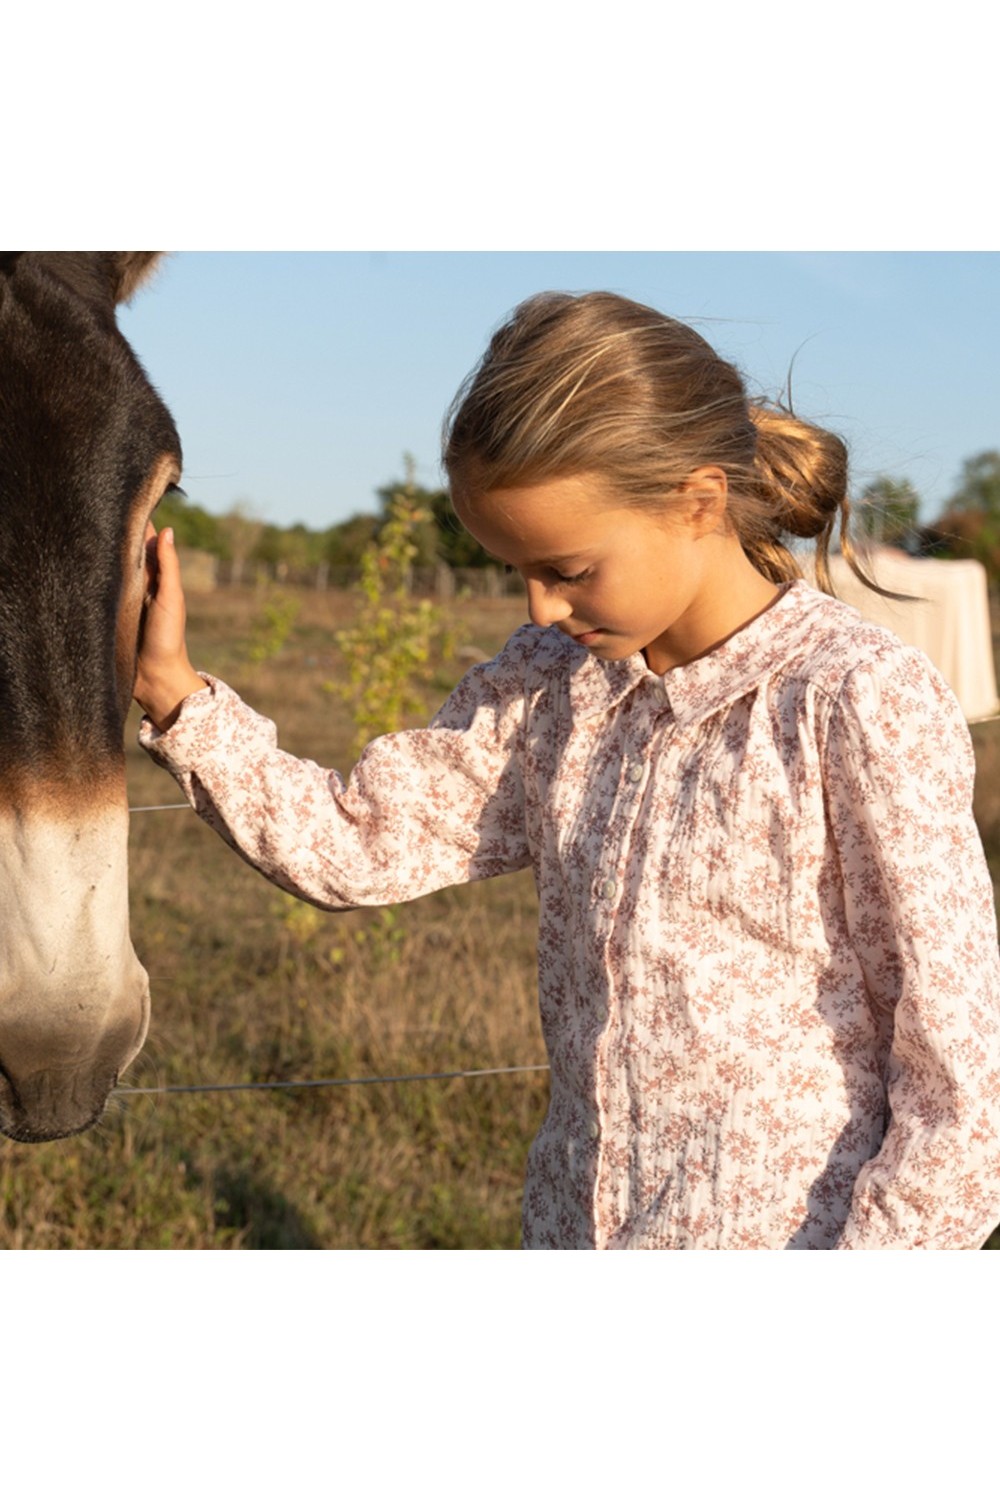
119, 252, 1000, 531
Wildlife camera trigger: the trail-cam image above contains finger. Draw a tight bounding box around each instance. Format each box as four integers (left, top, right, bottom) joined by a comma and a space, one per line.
151, 528, 184, 608
143, 521, 159, 599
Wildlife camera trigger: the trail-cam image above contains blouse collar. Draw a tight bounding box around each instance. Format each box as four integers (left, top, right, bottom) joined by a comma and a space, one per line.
567, 580, 844, 729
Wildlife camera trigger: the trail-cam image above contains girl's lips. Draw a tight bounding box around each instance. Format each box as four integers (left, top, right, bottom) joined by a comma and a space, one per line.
572, 628, 604, 645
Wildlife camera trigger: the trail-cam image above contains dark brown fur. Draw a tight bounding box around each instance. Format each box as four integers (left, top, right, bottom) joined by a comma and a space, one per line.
0, 253, 181, 1139
0, 253, 182, 789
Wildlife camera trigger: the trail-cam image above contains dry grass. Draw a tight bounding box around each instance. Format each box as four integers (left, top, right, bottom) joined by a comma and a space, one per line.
1, 586, 547, 1249
3, 583, 999, 1248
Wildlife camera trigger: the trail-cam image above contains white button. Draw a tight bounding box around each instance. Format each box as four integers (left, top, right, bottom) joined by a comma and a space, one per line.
601, 877, 617, 900
589, 1119, 600, 1140
628, 762, 644, 783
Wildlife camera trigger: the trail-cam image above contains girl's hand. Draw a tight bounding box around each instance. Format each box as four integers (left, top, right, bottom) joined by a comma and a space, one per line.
134, 525, 207, 731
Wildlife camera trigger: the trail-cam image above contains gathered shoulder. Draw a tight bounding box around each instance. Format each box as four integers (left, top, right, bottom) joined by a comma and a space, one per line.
492, 622, 578, 672
429, 622, 580, 736
780, 587, 973, 805
453, 622, 577, 698
781, 585, 958, 715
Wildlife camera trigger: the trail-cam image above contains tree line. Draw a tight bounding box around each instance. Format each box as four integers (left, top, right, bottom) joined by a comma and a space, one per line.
158, 471, 494, 581
159, 449, 1000, 584
855, 451, 1000, 578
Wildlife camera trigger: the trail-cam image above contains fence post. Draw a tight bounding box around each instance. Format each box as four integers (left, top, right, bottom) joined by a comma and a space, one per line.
436, 562, 455, 600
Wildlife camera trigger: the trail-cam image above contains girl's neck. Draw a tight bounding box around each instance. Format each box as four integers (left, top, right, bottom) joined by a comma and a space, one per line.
644, 539, 783, 675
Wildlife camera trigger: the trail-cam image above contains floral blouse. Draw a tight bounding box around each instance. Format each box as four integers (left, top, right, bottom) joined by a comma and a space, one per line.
140, 580, 1000, 1249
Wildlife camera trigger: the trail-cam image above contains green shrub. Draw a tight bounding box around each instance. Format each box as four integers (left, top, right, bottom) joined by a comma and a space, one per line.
332, 468, 454, 755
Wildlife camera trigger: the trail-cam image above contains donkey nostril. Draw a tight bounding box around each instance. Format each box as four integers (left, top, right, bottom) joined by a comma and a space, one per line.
0, 1056, 117, 1142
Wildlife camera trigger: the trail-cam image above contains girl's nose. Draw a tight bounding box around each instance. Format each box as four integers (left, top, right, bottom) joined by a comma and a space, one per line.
526, 579, 572, 629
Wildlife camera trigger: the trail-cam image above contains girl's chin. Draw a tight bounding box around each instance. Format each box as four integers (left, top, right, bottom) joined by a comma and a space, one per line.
582, 634, 638, 661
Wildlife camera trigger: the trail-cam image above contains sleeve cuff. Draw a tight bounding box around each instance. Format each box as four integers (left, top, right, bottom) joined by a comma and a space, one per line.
138, 673, 215, 747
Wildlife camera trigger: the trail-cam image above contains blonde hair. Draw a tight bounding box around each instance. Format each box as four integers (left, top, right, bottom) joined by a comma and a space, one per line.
443, 291, 875, 596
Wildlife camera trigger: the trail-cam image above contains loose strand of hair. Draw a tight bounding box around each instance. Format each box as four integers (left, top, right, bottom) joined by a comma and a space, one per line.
794, 493, 917, 604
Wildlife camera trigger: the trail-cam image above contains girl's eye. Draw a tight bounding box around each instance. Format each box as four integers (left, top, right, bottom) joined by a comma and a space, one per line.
553, 567, 592, 585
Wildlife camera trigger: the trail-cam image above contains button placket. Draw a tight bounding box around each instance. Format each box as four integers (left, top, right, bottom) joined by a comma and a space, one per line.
591, 713, 662, 1237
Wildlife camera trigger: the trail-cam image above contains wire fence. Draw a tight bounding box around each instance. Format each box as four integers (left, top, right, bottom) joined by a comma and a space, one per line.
125, 798, 548, 1099
129, 802, 190, 812
114, 1064, 550, 1098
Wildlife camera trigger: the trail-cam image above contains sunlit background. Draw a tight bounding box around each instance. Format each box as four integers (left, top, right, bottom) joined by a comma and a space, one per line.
120, 251, 999, 532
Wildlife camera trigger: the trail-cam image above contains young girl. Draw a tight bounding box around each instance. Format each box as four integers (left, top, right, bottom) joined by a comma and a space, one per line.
135, 291, 1000, 1250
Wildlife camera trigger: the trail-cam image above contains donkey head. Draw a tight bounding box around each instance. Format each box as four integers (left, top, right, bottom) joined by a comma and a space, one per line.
0, 252, 180, 1140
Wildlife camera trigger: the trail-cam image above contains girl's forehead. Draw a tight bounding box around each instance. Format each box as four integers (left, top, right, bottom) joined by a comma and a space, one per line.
463, 474, 621, 530
455, 475, 645, 563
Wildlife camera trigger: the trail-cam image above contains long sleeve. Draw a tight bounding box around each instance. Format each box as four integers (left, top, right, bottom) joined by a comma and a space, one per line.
824, 650, 1000, 1248
139, 633, 537, 910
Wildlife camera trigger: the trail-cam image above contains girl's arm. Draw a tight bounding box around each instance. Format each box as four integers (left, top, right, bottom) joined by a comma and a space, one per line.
136, 542, 535, 911
825, 651, 1000, 1249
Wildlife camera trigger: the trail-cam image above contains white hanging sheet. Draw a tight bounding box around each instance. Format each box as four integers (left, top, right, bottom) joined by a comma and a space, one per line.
822, 549, 999, 722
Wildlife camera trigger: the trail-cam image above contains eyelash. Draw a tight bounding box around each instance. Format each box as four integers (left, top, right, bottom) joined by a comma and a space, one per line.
503, 564, 593, 585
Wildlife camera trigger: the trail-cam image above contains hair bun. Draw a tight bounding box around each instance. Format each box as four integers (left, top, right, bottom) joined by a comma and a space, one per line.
748, 402, 849, 540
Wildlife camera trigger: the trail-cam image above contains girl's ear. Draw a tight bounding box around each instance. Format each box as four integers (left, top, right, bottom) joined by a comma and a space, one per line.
679, 466, 729, 535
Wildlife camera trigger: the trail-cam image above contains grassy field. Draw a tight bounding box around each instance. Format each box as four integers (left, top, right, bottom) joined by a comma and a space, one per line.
2, 582, 999, 1249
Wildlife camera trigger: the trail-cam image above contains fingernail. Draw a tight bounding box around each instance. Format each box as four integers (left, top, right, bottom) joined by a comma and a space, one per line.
164, 528, 175, 546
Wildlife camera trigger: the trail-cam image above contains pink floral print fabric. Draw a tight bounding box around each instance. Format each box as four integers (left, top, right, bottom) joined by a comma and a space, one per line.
141, 581, 1000, 1249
